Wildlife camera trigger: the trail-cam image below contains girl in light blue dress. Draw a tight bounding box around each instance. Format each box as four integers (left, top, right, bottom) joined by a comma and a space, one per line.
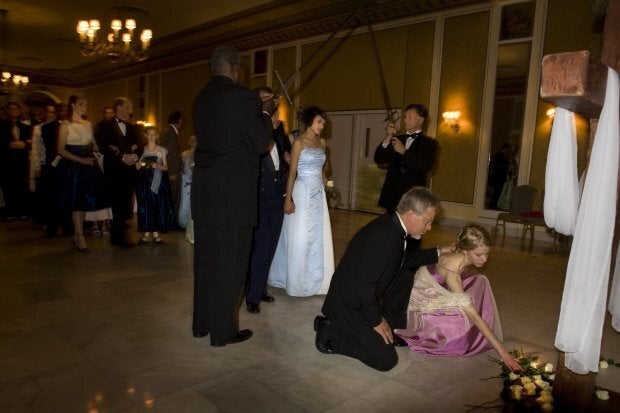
268, 106, 334, 296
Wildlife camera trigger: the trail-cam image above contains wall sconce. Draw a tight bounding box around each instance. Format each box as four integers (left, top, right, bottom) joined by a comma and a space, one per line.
442, 111, 461, 132
546, 108, 556, 119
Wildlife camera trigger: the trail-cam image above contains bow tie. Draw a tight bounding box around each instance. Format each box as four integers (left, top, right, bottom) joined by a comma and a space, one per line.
406, 132, 419, 138
116, 118, 125, 124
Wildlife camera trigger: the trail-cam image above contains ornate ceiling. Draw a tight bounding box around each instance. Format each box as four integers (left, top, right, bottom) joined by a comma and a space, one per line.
2, 0, 487, 88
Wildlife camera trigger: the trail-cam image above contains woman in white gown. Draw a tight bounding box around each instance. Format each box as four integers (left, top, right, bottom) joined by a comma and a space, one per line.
268, 106, 334, 296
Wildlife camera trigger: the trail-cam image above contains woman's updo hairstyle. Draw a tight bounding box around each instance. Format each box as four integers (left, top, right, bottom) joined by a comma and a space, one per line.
455, 224, 492, 252
298, 106, 327, 131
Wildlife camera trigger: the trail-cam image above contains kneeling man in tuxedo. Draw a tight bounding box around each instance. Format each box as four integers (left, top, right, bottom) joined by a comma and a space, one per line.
315, 186, 450, 371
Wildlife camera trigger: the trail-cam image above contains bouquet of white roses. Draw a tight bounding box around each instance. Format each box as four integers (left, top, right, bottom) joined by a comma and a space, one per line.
498, 349, 555, 412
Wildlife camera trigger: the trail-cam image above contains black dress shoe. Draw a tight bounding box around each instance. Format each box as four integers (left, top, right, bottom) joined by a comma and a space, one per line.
315, 339, 334, 354
247, 303, 260, 314
261, 293, 275, 303
192, 330, 208, 338
313, 315, 330, 332
393, 334, 408, 347
210, 329, 253, 347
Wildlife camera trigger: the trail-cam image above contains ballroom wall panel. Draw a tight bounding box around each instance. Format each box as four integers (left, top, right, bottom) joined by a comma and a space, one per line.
433, 11, 490, 205
160, 63, 210, 146
83, 81, 128, 123
273, 46, 298, 132
402, 20, 436, 107
299, 27, 408, 112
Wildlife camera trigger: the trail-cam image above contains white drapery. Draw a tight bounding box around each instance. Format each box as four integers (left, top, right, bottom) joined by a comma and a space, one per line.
544, 108, 580, 235
554, 67, 620, 374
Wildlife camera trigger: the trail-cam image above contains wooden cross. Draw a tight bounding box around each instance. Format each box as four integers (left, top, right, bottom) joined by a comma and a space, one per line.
539, 1, 618, 411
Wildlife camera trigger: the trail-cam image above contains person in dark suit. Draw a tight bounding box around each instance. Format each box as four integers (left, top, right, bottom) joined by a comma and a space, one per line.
246, 88, 290, 314
160, 110, 184, 225
94, 97, 142, 247
374, 104, 438, 214
191, 46, 273, 346
0, 102, 32, 219
39, 103, 71, 237
315, 186, 449, 371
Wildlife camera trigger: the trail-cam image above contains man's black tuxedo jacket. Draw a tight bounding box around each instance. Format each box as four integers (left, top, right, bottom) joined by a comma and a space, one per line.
374, 132, 437, 211
191, 75, 272, 228
322, 213, 438, 329
95, 118, 142, 181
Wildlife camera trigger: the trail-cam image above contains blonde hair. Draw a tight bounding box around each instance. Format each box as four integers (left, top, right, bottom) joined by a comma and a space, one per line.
455, 224, 491, 252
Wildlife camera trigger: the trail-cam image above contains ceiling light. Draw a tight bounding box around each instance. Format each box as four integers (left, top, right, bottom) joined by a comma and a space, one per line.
76, 8, 152, 63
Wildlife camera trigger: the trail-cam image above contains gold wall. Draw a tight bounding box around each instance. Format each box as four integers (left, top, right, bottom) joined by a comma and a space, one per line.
433, 11, 490, 204
402, 21, 435, 106
298, 27, 409, 111
273, 46, 298, 132
160, 63, 209, 147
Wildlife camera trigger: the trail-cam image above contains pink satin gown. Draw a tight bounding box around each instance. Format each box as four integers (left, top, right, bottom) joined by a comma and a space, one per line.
395, 264, 502, 356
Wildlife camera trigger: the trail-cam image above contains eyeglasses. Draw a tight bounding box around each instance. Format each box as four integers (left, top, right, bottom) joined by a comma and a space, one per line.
417, 213, 434, 226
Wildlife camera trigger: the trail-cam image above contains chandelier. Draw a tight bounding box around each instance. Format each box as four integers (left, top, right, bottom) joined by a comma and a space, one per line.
76, 12, 152, 63
1, 71, 29, 95
0, 9, 29, 95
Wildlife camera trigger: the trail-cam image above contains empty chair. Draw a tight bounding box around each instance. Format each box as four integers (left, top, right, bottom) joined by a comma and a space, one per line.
494, 185, 537, 243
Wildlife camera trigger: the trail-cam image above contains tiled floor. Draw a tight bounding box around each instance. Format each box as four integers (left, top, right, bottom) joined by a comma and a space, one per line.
0, 209, 618, 412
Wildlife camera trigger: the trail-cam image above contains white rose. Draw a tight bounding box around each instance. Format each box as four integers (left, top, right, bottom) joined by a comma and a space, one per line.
530, 361, 538, 368
509, 384, 523, 401
524, 382, 537, 395
540, 389, 554, 401
536, 391, 553, 404
520, 376, 532, 384
544, 362, 554, 372
508, 372, 519, 381
540, 402, 554, 412
532, 374, 542, 381
599, 360, 609, 369
595, 390, 609, 400
547, 373, 555, 381
326, 180, 334, 187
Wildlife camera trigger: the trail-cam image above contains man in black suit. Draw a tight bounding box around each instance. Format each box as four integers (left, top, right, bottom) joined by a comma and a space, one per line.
0, 102, 32, 219
316, 186, 447, 371
374, 104, 438, 213
191, 46, 273, 346
246, 88, 289, 314
39, 103, 70, 236
94, 97, 142, 247
160, 110, 184, 225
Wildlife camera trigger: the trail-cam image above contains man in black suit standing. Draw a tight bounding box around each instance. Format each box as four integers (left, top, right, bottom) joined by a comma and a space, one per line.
39, 103, 70, 236
95, 97, 142, 247
246, 87, 289, 314
374, 104, 437, 213
0, 102, 32, 219
191, 46, 273, 346
315, 187, 448, 371
160, 110, 184, 225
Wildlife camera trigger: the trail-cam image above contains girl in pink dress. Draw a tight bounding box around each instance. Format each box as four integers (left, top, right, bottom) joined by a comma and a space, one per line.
395, 224, 521, 371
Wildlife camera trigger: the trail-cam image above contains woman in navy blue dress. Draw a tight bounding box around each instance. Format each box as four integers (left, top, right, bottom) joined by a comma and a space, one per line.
57, 95, 106, 252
